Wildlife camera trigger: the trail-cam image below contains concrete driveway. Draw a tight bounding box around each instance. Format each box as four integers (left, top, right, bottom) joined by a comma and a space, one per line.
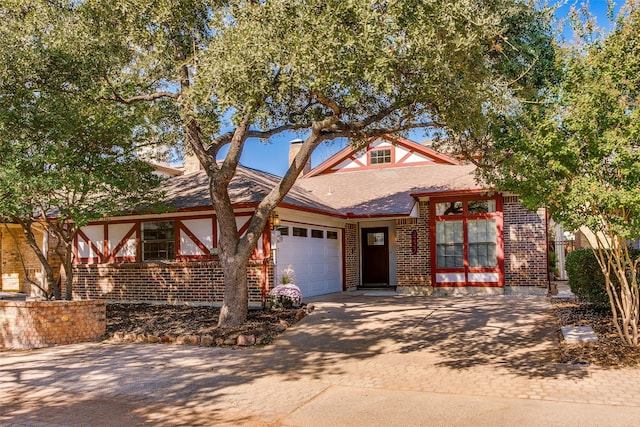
2, 293, 640, 426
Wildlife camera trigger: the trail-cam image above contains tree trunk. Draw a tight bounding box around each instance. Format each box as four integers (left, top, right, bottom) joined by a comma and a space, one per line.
592, 232, 640, 347
11, 222, 59, 299
218, 255, 249, 328
63, 241, 74, 301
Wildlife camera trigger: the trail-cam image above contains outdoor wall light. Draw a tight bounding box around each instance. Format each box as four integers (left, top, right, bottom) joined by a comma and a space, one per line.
270, 211, 281, 229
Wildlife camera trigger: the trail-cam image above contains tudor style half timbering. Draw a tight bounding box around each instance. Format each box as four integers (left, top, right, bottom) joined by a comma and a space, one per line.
72, 211, 271, 305
2, 135, 549, 303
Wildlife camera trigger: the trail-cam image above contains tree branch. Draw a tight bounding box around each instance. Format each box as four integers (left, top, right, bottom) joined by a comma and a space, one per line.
102, 74, 178, 104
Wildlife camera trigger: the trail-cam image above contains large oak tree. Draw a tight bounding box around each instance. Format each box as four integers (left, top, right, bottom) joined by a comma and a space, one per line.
3, 0, 558, 326
0, 2, 163, 299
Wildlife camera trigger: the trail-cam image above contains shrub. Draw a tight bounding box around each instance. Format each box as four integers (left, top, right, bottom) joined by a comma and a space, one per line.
565, 248, 640, 308
565, 249, 611, 307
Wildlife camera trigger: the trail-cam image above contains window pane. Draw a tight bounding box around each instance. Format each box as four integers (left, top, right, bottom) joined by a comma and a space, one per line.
367, 232, 385, 246
468, 199, 496, 214
370, 149, 391, 164
311, 229, 324, 238
277, 226, 289, 236
467, 219, 497, 267
435, 221, 464, 268
327, 231, 338, 239
292, 227, 308, 237
436, 201, 463, 216
142, 221, 175, 261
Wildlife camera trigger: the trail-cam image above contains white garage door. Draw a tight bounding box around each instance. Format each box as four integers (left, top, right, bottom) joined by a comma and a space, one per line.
275, 224, 342, 298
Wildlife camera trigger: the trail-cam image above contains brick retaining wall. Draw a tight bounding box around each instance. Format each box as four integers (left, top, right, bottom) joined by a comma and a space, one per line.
0, 300, 106, 349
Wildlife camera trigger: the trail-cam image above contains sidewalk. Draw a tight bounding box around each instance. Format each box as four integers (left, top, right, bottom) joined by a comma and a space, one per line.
2, 293, 640, 426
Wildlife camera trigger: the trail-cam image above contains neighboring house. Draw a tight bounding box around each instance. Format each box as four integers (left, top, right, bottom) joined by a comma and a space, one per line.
1, 136, 549, 303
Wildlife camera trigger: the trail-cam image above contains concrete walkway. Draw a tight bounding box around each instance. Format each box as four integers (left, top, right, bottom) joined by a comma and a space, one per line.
2, 293, 640, 426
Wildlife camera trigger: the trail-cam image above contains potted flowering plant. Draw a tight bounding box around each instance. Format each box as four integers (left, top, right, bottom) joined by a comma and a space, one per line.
268, 265, 302, 309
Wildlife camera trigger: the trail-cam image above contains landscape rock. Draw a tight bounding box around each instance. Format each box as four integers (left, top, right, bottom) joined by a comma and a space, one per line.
236, 334, 256, 346
123, 333, 137, 342
160, 335, 175, 344
200, 335, 214, 346
223, 336, 237, 346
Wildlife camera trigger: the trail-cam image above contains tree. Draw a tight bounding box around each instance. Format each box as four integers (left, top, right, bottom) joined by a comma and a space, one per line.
483, 1, 640, 346
0, 3, 163, 300
5, 0, 557, 325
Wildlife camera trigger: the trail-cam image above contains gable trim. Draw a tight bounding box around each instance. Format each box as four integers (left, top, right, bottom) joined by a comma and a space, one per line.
304, 134, 459, 178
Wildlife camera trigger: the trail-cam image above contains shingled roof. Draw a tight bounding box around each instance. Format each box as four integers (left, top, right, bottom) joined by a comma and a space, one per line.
295, 163, 483, 217
162, 166, 341, 215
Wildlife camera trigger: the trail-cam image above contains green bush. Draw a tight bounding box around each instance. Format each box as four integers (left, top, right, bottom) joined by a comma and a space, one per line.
565, 248, 640, 308
565, 249, 611, 307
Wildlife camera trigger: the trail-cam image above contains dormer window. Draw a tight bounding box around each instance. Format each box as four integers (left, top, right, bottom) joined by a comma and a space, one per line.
370, 148, 392, 165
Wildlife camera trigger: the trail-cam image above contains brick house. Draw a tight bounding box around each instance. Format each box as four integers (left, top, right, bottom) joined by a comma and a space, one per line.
1, 136, 549, 303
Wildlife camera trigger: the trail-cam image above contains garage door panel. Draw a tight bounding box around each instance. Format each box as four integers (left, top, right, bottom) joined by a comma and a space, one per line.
277, 226, 342, 298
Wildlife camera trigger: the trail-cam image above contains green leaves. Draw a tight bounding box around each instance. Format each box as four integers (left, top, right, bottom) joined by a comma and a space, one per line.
0, 1, 164, 228
487, 2, 640, 240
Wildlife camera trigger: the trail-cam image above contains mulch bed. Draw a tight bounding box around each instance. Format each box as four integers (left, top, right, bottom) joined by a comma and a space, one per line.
553, 300, 640, 367
105, 303, 308, 347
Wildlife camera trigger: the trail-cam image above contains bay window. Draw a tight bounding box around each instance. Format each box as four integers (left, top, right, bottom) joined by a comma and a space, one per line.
432, 196, 502, 286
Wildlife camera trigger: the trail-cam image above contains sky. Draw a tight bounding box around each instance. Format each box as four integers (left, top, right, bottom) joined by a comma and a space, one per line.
217, 1, 621, 178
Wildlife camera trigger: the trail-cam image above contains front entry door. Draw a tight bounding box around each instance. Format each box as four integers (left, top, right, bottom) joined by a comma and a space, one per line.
361, 227, 389, 287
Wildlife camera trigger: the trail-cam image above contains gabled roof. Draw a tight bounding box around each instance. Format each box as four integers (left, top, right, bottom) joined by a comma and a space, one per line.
162, 166, 341, 215
295, 163, 482, 217
304, 135, 460, 177
155, 136, 489, 219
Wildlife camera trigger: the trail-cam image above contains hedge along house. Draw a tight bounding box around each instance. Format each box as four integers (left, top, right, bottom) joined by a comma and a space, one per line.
1, 135, 549, 302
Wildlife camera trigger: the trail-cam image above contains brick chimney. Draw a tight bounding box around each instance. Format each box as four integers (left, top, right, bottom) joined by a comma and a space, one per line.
289, 139, 312, 176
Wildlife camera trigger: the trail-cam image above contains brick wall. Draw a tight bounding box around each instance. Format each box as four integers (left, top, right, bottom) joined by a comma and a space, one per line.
396, 201, 432, 294
503, 197, 549, 291
0, 225, 62, 296
0, 300, 106, 349
72, 259, 268, 305
344, 223, 359, 291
